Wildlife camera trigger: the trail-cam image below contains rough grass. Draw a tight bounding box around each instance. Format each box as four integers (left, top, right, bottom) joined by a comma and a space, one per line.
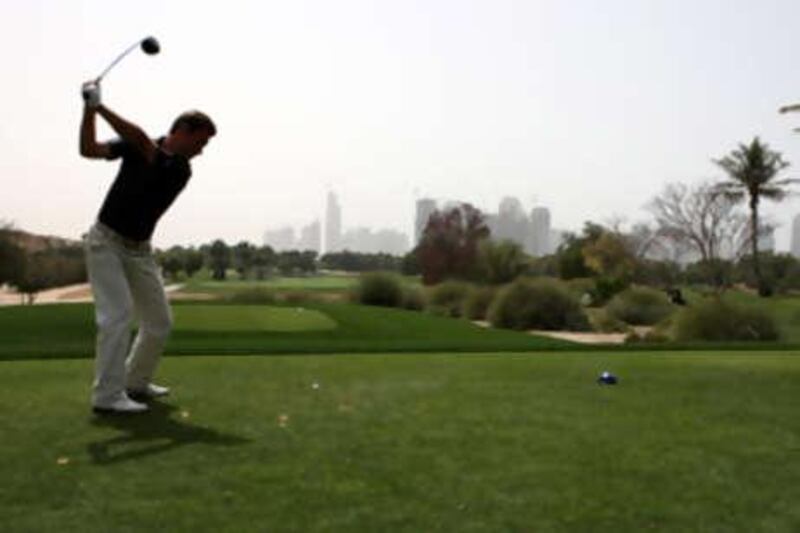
3, 352, 800, 532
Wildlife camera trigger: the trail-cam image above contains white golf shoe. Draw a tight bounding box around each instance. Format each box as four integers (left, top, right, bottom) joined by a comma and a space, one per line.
126, 383, 170, 402
93, 394, 149, 415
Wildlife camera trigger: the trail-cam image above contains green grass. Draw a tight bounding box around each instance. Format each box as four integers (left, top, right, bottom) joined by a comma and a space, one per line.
174, 305, 337, 332
182, 275, 359, 294
0, 302, 570, 360
3, 351, 800, 531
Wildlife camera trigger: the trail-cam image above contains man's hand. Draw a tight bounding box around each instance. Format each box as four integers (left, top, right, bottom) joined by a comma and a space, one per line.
82, 81, 101, 109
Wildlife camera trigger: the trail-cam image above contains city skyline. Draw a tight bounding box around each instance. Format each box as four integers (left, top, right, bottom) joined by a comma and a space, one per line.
4, 1, 800, 251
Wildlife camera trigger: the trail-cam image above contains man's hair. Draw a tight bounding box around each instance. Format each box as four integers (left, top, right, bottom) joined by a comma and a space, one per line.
170, 110, 217, 136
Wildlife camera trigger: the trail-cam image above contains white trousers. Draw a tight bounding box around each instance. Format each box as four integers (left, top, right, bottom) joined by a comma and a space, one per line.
84, 223, 172, 405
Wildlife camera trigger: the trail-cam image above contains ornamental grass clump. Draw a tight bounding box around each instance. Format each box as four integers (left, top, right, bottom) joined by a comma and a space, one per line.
673, 298, 779, 341
354, 272, 404, 308
488, 277, 590, 331
462, 286, 497, 320
606, 286, 675, 326
426, 281, 473, 317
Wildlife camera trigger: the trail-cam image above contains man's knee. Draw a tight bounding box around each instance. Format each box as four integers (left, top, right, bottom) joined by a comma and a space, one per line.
141, 312, 173, 340
96, 303, 134, 333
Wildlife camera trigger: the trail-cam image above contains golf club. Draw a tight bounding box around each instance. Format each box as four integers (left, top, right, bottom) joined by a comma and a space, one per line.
93, 36, 160, 83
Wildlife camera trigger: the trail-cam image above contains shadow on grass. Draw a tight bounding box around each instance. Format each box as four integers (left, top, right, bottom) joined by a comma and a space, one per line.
87, 401, 248, 465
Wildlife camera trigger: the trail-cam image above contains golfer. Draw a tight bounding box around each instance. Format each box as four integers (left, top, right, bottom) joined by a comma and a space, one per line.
79, 81, 216, 413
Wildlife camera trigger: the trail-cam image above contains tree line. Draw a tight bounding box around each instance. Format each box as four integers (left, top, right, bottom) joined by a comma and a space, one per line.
412, 137, 799, 297
2, 137, 797, 301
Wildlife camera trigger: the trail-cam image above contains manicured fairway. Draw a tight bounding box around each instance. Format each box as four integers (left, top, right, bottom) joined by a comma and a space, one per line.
0, 302, 571, 360
173, 305, 337, 332
183, 275, 359, 294
2, 351, 800, 532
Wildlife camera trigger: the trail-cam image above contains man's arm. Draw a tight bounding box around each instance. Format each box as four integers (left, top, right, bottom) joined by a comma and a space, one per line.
96, 105, 158, 163
79, 106, 113, 159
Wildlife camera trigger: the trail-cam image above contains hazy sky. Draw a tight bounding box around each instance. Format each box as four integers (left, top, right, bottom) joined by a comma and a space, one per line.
3, 0, 800, 250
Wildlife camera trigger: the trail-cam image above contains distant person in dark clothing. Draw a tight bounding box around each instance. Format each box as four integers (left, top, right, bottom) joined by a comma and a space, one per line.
80, 80, 216, 414
666, 287, 687, 306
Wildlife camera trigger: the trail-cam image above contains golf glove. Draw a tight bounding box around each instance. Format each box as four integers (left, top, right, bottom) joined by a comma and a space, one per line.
82, 81, 101, 108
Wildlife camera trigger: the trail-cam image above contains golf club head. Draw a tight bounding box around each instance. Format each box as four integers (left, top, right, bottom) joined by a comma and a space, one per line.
141, 37, 160, 55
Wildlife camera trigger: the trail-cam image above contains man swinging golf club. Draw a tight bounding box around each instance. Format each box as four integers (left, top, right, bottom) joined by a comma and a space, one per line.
80, 81, 216, 414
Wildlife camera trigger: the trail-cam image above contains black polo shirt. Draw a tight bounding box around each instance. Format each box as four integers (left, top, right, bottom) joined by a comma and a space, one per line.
97, 138, 192, 242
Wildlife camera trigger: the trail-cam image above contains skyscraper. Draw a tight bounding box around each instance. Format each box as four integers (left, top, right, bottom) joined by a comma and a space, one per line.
792, 214, 800, 258
324, 192, 341, 254
415, 198, 437, 244
495, 197, 528, 246
263, 227, 295, 251
530, 207, 551, 256
297, 220, 321, 253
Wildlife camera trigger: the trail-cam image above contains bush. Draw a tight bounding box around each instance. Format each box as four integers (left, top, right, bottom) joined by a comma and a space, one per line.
226, 287, 277, 304
487, 278, 590, 331
401, 286, 426, 311
606, 286, 674, 326
354, 272, 404, 307
426, 281, 473, 317
588, 308, 630, 333
673, 298, 780, 342
476, 240, 528, 284
590, 277, 628, 306
462, 286, 497, 320
566, 277, 595, 297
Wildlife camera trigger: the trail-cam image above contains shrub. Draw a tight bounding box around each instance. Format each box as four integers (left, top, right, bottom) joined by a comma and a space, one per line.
476, 239, 528, 284
487, 278, 590, 331
591, 277, 628, 306
673, 298, 780, 342
462, 286, 497, 320
226, 287, 277, 304
606, 286, 674, 326
401, 286, 426, 311
354, 272, 404, 307
588, 308, 630, 333
426, 281, 473, 317
566, 277, 595, 298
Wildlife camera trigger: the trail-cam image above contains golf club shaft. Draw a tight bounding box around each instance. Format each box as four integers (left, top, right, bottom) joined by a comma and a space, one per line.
96, 40, 142, 82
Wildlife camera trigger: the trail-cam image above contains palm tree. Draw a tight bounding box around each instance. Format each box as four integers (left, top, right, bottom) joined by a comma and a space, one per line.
714, 137, 796, 295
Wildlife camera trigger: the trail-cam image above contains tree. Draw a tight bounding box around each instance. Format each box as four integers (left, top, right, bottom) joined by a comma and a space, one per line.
208, 240, 231, 280
555, 222, 604, 279
232, 241, 257, 279
582, 231, 636, 281
184, 248, 205, 278
647, 182, 748, 263
251, 246, 276, 280
0, 230, 24, 286
714, 138, 797, 295
158, 246, 185, 280
319, 251, 402, 272
13, 252, 56, 304
476, 239, 528, 284
276, 250, 318, 275
401, 248, 421, 276
417, 203, 490, 285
